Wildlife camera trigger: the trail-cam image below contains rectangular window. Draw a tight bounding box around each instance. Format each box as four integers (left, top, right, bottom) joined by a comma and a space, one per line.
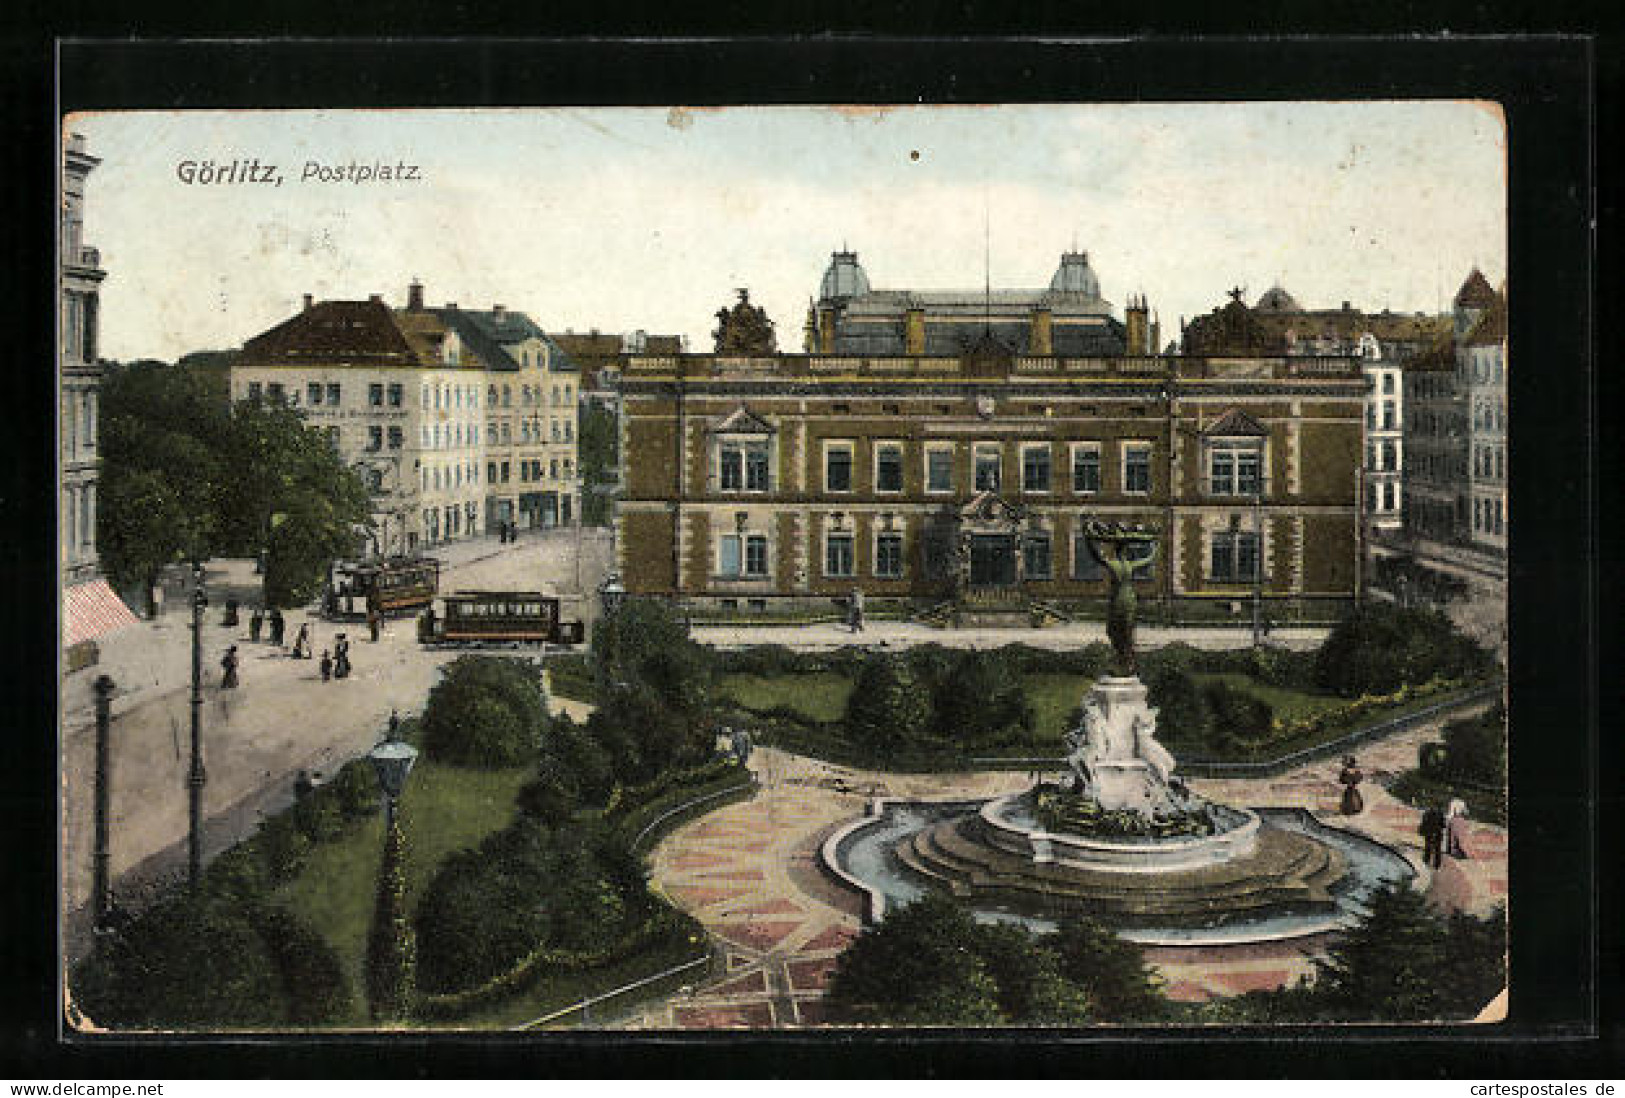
876, 444, 904, 493
388, 383, 403, 407
368, 426, 383, 451
974, 445, 1002, 492
875, 533, 904, 578
1383, 374, 1395, 394
487, 462, 497, 484
326, 383, 341, 406
717, 535, 742, 578
1123, 444, 1152, 494
308, 382, 323, 405
1382, 401, 1395, 430
247, 382, 262, 401
501, 462, 510, 483
1072, 445, 1100, 494
720, 447, 743, 491
1209, 531, 1260, 582
267, 383, 284, 403
746, 447, 770, 491
369, 383, 384, 407
825, 533, 854, 577
825, 444, 853, 493
1021, 446, 1052, 493
1208, 445, 1260, 496
926, 446, 954, 493
1023, 533, 1052, 579
745, 535, 769, 577
1073, 534, 1103, 580
388, 426, 403, 449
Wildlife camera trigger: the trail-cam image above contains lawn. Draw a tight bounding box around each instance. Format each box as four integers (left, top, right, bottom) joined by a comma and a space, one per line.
270, 760, 534, 1024
1190, 672, 1350, 721
718, 672, 854, 723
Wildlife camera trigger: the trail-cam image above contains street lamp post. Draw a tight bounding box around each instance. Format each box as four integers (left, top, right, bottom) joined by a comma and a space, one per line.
187, 563, 208, 888
366, 725, 419, 1022
91, 674, 115, 926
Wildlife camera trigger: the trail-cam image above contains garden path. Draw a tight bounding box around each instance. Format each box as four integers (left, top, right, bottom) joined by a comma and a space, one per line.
618, 706, 1507, 1028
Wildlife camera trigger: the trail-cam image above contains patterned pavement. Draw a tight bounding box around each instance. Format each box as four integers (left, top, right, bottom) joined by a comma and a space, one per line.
617, 707, 1506, 1028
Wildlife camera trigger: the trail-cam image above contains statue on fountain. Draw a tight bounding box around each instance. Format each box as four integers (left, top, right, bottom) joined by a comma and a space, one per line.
1054, 519, 1190, 819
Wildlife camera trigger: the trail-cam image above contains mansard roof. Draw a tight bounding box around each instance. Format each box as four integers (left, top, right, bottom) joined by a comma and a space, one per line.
241, 299, 427, 367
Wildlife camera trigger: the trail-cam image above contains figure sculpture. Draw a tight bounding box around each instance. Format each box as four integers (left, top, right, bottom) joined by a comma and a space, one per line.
1081, 518, 1160, 675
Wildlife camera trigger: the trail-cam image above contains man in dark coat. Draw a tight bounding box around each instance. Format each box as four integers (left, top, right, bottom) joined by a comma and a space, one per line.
1419, 804, 1446, 869
220, 646, 240, 689
269, 608, 286, 647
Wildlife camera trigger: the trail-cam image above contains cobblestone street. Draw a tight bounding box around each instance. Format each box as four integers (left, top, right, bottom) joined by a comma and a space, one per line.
59, 527, 612, 960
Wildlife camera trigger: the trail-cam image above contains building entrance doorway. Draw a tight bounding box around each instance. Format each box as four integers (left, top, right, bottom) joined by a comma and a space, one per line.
969, 534, 1017, 587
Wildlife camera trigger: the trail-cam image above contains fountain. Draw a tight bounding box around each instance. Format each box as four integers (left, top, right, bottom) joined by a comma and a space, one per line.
823, 520, 1414, 943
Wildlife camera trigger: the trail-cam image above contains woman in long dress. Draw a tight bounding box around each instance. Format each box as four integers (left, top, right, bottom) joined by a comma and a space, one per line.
1338, 755, 1365, 815
1445, 798, 1472, 859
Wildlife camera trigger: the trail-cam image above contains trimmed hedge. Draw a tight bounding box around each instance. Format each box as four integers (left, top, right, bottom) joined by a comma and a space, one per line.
421, 655, 547, 768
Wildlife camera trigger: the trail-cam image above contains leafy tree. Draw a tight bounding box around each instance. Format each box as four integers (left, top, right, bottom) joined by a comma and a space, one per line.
1314, 603, 1494, 698
589, 598, 716, 778
1051, 915, 1167, 1021
972, 921, 1092, 1025
578, 401, 619, 526
255, 905, 355, 1025
1294, 884, 1505, 1021
420, 656, 547, 768
827, 895, 1006, 1025
845, 652, 932, 755
1203, 679, 1275, 748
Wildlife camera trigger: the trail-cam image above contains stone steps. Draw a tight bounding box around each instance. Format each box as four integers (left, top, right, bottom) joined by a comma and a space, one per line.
897, 816, 1346, 922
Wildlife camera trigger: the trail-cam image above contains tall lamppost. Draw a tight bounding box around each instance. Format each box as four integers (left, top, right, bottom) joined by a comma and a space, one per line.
91, 674, 115, 927
187, 562, 208, 887
366, 726, 419, 1021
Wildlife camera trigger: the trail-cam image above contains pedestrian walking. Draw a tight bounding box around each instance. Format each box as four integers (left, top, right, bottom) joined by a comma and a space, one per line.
850, 586, 865, 634
249, 606, 264, 643
291, 622, 311, 659
1445, 798, 1472, 859
1419, 803, 1446, 869
270, 608, 286, 647
319, 650, 333, 682
220, 645, 240, 689
1337, 755, 1364, 816
334, 634, 352, 680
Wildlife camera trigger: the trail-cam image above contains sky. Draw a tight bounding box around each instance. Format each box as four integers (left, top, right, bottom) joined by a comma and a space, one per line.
69, 103, 1506, 363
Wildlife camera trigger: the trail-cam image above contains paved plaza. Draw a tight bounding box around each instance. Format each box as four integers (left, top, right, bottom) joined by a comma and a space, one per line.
692, 621, 1330, 653
59, 527, 612, 958
619, 708, 1507, 1029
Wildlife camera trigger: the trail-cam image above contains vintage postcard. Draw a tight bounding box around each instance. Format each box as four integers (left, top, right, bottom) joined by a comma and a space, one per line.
59, 101, 1512, 1033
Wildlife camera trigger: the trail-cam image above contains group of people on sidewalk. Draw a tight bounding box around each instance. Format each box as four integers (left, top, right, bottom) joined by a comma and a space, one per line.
1337, 755, 1474, 868
219, 602, 363, 690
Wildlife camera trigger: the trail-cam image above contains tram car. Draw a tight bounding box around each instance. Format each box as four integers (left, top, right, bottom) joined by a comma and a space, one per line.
324, 557, 440, 619
426, 591, 586, 647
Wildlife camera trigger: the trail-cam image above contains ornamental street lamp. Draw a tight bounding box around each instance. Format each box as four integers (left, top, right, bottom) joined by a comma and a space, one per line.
187, 563, 208, 888
368, 732, 419, 834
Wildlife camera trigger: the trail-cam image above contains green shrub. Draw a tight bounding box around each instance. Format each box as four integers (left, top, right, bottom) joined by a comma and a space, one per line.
1314, 603, 1494, 698
1440, 701, 1507, 786
256, 813, 313, 882
292, 789, 347, 844
328, 759, 382, 818
72, 892, 348, 1029
1051, 914, 1167, 1021
845, 652, 932, 754
421, 655, 547, 768
200, 844, 270, 903
254, 905, 354, 1024
931, 649, 1034, 748
1145, 666, 1212, 748
365, 821, 415, 1020
1203, 679, 1275, 747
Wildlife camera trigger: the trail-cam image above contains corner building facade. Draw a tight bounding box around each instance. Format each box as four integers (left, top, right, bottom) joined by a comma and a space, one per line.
616, 348, 1366, 619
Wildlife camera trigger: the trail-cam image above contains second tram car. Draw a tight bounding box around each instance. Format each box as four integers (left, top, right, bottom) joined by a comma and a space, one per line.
325, 557, 440, 619
428, 591, 586, 646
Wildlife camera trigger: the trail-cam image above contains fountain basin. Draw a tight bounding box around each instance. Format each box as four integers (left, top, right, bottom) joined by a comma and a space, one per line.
823, 797, 1416, 946
978, 793, 1261, 873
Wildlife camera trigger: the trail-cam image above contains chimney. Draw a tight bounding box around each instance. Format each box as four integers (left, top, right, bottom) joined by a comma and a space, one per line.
302, 293, 314, 312
369, 293, 383, 304
905, 308, 926, 354
445, 302, 458, 312
407, 280, 424, 311
1030, 307, 1053, 355
1125, 294, 1149, 355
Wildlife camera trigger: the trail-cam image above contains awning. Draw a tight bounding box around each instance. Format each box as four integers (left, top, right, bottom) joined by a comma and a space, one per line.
63, 578, 139, 647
